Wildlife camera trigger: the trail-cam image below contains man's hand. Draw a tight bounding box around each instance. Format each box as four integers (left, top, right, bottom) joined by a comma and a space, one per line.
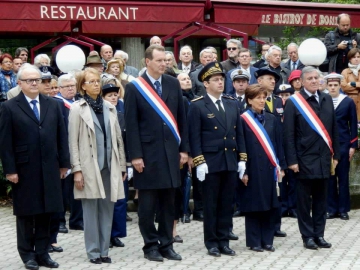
196, 163, 208, 181
74, 171, 84, 191
338, 41, 348, 50
187, 157, 194, 173
132, 158, 145, 173
352, 39, 358, 48
238, 161, 246, 179
180, 152, 188, 166
349, 148, 356, 161
6, 174, 18, 184
127, 167, 133, 180
289, 164, 299, 173
60, 168, 68, 179
122, 173, 128, 182
333, 159, 339, 169
242, 174, 248, 186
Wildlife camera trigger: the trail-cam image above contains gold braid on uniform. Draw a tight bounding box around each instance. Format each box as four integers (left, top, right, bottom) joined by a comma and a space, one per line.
239, 153, 247, 162
193, 155, 206, 166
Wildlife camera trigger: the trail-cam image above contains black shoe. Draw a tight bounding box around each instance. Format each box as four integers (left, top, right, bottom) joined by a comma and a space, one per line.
233, 210, 241, 217
303, 238, 318, 250
160, 248, 182, 260
111, 237, 125, 247
38, 258, 59, 268
48, 245, 53, 253
339, 213, 349, 220
219, 246, 236, 256
326, 212, 337, 219
69, 224, 84, 231
289, 211, 298, 218
193, 213, 204, 221
207, 247, 221, 257
126, 214, 133, 222
51, 245, 63, 252
101, 257, 112, 263
58, 224, 68, 234
274, 230, 287, 237
228, 231, 239, 240
144, 250, 163, 262
184, 214, 191, 223
173, 235, 183, 243
250, 246, 264, 252
314, 237, 332, 248
90, 258, 102, 264
25, 259, 39, 270
263, 245, 275, 252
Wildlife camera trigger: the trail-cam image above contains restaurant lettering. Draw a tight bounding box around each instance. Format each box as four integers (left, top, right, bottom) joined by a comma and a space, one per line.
40, 5, 139, 20
261, 13, 337, 26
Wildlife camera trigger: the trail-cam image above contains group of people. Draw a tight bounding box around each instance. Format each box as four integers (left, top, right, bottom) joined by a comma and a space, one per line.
0, 12, 359, 270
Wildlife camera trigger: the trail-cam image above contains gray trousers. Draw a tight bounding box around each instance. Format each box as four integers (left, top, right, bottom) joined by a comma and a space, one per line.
81, 168, 114, 259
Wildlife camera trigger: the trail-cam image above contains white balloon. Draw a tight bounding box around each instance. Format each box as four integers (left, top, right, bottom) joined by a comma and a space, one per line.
298, 38, 327, 66
56, 45, 86, 73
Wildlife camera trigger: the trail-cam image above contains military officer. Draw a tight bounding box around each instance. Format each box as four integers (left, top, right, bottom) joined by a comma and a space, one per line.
188, 62, 245, 257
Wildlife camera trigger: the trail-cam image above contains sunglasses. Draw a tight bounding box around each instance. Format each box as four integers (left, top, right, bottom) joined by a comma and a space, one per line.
227, 47, 237, 51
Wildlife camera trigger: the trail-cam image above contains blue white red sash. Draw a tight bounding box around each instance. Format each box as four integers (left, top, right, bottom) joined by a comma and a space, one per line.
132, 77, 181, 145
241, 110, 280, 181
54, 94, 73, 109
289, 93, 333, 154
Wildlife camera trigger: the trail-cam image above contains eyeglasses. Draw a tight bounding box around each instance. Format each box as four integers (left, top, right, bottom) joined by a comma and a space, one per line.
60, 85, 76, 89
19, 78, 42, 84
209, 78, 225, 82
227, 47, 237, 51
83, 80, 100, 85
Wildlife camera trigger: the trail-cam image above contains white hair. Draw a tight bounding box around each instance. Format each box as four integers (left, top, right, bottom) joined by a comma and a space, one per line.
287, 43, 299, 51
150, 36, 161, 45
199, 49, 213, 58
267, 45, 282, 56
114, 50, 128, 61
58, 73, 76, 87
179, 45, 193, 56
34, 54, 51, 67
17, 64, 41, 80
226, 39, 242, 49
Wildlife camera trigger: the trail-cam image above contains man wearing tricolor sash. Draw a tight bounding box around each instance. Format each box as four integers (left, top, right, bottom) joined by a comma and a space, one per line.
188, 61, 244, 257
284, 66, 340, 250
124, 45, 189, 262
325, 73, 357, 221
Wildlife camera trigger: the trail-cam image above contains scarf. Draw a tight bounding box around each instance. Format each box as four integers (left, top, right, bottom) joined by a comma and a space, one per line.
1, 69, 13, 76
348, 63, 360, 77
182, 90, 195, 102
251, 108, 265, 125
83, 94, 103, 113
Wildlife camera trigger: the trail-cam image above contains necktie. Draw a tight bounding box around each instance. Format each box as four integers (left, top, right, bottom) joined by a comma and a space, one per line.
312, 94, 318, 103
238, 96, 242, 102
30, 100, 40, 121
215, 100, 226, 121
292, 62, 296, 70
154, 81, 162, 97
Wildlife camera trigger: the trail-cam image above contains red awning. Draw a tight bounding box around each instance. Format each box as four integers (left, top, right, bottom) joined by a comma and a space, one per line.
212, 0, 360, 27
0, 20, 70, 33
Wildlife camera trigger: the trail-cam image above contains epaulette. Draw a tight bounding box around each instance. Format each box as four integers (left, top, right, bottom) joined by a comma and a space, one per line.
222, 94, 236, 100
273, 94, 281, 99
191, 96, 204, 102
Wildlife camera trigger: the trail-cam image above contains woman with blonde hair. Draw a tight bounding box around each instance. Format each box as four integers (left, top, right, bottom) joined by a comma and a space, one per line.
68, 67, 127, 264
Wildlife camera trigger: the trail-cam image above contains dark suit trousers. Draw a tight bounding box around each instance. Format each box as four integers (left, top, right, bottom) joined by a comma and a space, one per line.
16, 213, 51, 262
328, 147, 351, 214
49, 212, 61, 244
297, 178, 328, 240
111, 180, 128, 238
245, 209, 276, 247
280, 169, 297, 215
201, 171, 236, 249
138, 188, 175, 254
192, 167, 203, 215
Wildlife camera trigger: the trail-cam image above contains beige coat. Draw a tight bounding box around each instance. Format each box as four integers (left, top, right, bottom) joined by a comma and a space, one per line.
341, 68, 360, 119
68, 99, 126, 202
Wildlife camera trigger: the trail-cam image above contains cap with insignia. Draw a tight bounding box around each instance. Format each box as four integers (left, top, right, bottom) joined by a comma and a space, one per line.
39, 66, 54, 80
254, 67, 280, 83
324, 72, 344, 83
102, 83, 120, 97
275, 84, 294, 95
198, 61, 225, 82
230, 69, 251, 81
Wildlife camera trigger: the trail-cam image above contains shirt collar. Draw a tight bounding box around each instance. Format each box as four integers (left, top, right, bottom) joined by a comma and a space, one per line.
146, 70, 162, 85
24, 94, 39, 104
207, 93, 222, 105
304, 88, 319, 99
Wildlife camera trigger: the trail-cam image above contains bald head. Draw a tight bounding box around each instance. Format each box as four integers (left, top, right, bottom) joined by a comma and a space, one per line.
150, 36, 162, 46
100, 45, 113, 62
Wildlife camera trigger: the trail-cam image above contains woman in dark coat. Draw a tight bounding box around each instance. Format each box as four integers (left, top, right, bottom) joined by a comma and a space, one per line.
239, 84, 285, 252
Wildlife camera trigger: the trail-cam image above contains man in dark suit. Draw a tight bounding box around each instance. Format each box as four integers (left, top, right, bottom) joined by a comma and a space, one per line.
177, 45, 199, 74
124, 45, 189, 262
190, 48, 213, 96
188, 62, 244, 257
0, 64, 70, 270
325, 73, 357, 220
284, 66, 340, 250
281, 43, 305, 74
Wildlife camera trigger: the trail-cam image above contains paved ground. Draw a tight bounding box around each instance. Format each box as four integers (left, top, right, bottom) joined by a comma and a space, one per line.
1, 207, 360, 270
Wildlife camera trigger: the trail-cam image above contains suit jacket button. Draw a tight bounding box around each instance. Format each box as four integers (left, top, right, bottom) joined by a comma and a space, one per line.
39, 126, 42, 129
90, 145, 92, 147
225, 148, 227, 151
224, 137, 226, 140
214, 126, 218, 129
234, 126, 236, 128
163, 123, 166, 125
233, 137, 235, 140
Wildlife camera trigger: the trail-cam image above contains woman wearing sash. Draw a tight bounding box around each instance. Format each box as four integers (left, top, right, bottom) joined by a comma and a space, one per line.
68, 68, 126, 264
239, 84, 285, 252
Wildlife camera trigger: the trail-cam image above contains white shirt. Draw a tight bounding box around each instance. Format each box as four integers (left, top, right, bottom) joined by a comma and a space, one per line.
236, 93, 245, 102
240, 66, 250, 75
24, 94, 40, 118
207, 93, 225, 111
304, 88, 319, 103
182, 63, 191, 74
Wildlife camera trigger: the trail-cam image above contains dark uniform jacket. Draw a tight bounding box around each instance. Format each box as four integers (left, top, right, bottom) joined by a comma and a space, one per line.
124, 73, 189, 189
283, 90, 340, 179
188, 94, 243, 172
239, 111, 285, 212
190, 65, 206, 97
0, 92, 70, 216
265, 94, 284, 123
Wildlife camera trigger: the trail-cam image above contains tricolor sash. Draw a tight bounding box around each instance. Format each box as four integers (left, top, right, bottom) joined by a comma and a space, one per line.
289, 93, 333, 154
132, 77, 181, 145
241, 110, 280, 181
54, 94, 73, 109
